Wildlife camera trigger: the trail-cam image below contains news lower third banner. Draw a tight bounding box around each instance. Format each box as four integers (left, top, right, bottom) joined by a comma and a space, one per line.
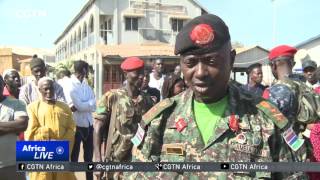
16, 141, 69, 161
16, 162, 320, 172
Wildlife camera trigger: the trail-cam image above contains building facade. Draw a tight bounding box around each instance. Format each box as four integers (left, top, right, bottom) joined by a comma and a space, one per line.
0, 47, 54, 76
295, 34, 320, 72
54, 0, 207, 98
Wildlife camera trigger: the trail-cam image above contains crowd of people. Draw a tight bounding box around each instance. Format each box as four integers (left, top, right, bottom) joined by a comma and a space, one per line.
1, 13, 320, 180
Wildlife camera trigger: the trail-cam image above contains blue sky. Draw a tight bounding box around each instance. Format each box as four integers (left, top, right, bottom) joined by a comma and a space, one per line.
0, 0, 319, 49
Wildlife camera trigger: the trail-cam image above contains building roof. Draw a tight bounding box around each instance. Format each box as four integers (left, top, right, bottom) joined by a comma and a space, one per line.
235, 45, 269, 55
234, 45, 269, 68
0, 46, 54, 57
296, 34, 320, 48
189, 0, 209, 13
54, 0, 208, 44
54, 0, 95, 44
97, 43, 176, 58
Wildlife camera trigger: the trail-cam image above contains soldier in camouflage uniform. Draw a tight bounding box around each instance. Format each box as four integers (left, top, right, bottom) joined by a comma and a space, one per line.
126, 14, 290, 179
93, 57, 154, 179
267, 45, 314, 179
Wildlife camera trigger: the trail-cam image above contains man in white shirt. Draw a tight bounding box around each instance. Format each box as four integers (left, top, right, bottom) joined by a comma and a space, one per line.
302, 60, 320, 89
149, 58, 166, 98
64, 60, 96, 180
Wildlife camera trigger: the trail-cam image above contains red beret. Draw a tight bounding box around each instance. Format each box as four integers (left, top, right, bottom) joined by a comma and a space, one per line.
121, 57, 144, 71
268, 45, 297, 61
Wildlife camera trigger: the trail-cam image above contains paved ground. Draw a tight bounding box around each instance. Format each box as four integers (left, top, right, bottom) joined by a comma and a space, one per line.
75, 143, 86, 180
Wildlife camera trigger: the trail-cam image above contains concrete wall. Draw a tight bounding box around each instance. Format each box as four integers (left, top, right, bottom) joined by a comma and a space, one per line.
297, 39, 320, 67
97, 0, 114, 15
0, 48, 14, 75
0, 48, 34, 76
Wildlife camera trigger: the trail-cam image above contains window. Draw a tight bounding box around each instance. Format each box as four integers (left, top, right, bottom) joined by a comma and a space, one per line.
125, 17, 138, 31
171, 19, 184, 32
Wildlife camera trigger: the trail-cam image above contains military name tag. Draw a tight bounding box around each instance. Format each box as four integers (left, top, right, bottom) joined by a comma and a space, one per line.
162, 143, 185, 156
282, 126, 304, 151
131, 124, 145, 147
230, 142, 266, 157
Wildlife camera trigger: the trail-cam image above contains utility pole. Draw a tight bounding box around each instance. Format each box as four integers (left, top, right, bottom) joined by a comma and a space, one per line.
272, 0, 277, 46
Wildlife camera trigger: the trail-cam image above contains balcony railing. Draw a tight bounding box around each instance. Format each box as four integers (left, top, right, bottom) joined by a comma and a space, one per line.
129, 0, 187, 15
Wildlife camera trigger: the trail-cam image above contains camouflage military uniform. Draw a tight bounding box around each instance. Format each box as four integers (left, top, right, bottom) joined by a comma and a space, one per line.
94, 88, 154, 162
127, 81, 288, 179
269, 78, 312, 179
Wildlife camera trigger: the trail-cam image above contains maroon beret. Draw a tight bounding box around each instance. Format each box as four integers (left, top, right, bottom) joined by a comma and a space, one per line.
121, 57, 144, 71
269, 45, 297, 61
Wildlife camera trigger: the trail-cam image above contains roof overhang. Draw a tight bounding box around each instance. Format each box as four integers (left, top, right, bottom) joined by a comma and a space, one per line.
122, 12, 146, 18
96, 43, 176, 58
169, 15, 192, 20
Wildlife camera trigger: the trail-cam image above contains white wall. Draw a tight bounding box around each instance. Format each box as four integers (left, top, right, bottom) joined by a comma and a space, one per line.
300, 40, 320, 65
55, 3, 98, 60
118, 0, 202, 44
96, 0, 114, 15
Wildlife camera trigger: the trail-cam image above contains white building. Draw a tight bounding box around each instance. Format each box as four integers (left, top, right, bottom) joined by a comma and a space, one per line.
295, 34, 320, 72
54, 0, 207, 98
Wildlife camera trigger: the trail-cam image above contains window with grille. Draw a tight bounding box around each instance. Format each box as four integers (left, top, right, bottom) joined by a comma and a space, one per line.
125, 17, 138, 31
171, 19, 184, 32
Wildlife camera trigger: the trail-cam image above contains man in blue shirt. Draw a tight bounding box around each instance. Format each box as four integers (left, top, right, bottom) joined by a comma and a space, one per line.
242, 63, 266, 96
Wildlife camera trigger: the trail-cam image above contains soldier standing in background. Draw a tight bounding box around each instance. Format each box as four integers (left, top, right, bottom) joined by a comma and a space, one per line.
126, 14, 289, 179
93, 57, 153, 180
267, 45, 314, 179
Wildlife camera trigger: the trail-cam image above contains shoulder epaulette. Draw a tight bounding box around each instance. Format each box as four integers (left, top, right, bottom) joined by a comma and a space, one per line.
142, 98, 175, 127
256, 100, 288, 129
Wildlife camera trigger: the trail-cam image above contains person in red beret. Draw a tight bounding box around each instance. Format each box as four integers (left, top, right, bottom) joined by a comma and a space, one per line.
93, 57, 154, 180
268, 45, 297, 80
267, 45, 319, 179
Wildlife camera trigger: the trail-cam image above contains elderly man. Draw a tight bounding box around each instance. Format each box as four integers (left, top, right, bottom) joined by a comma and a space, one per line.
0, 75, 28, 180
2, 69, 21, 99
93, 57, 154, 179
241, 63, 266, 96
19, 57, 65, 105
24, 77, 76, 180
126, 14, 289, 179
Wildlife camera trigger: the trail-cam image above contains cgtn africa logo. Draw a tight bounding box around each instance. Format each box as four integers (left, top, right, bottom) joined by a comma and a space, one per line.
16, 141, 69, 161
